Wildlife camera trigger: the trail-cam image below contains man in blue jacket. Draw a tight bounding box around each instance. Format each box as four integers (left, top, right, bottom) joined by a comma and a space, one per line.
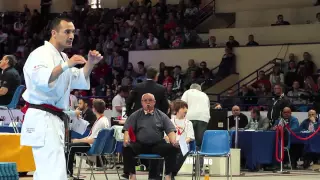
272, 107, 299, 131
299, 109, 320, 132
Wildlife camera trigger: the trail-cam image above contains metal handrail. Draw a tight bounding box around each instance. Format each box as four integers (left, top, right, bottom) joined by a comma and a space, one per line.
207, 58, 283, 100
190, 0, 215, 28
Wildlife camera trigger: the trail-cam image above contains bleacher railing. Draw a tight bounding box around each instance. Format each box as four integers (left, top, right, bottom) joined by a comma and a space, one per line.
207, 58, 283, 102
189, 0, 215, 29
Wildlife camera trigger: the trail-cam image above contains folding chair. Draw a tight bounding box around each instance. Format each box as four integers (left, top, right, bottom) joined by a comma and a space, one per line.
196, 130, 232, 180
0, 85, 25, 133
189, 140, 197, 180
100, 129, 117, 180
135, 154, 165, 180
72, 128, 113, 180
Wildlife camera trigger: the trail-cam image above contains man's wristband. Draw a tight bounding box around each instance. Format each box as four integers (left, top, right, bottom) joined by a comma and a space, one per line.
61, 61, 69, 72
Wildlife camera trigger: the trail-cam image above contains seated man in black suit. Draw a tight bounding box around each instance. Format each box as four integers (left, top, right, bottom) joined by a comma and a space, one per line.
123, 93, 179, 180
126, 67, 169, 116
228, 105, 248, 129
0, 55, 21, 105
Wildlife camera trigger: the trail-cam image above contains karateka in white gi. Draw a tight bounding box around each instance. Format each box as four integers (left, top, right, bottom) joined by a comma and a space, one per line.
20, 17, 103, 180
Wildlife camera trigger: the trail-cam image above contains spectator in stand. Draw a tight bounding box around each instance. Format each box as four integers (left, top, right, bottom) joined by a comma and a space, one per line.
215, 47, 236, 81
228, 105, 248, 129
0, 55, 21, 105
95, 78, 107, 96
273, 14, 290, 26
136, 61, 147, 77
69, 90, 79, 110
208, 36, 217, 47
135, 32, 147, 50
184, 3, 199, 18
246, 34, 259, 46
284, 59, 297, 88
157, 62, 166, 84
226, 36, 239, 48
112, 86, 129, 118
171, 34, 184, 48
287, 81, 308, 111
269, 65, 284, 87
0, 28, 8, 57
122, 70, 134, 87
185, 59, 199, 77
162, 68, 174, 89
184, 69, 201, 89
256, 84, 272, 110
159, 32, 171, 49
147, 32, 159, 50
249, 70, 271, 92
172, 65, 184, 97
296, 52, 315, 77
313, 12, 320, 24
200, 68, 214, 90
238, 85, 257, 110
221, 89, 241, 110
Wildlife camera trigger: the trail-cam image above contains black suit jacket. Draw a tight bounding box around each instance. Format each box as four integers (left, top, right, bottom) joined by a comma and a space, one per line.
82, 108, 97, 128
126, 80, 169, 115
228, 113, 248, 129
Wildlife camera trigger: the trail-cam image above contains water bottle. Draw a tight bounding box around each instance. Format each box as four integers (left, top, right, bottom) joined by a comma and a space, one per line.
250, 120, 255, 130
204, 165, 210, 180
254, 120, 258, 130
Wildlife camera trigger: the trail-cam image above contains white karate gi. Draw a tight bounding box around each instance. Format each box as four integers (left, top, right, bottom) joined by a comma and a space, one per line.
20, 41, 90, 180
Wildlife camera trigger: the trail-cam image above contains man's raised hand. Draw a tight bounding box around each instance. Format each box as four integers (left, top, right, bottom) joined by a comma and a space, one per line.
88, 50, 103, 65
67, 55, 87, 68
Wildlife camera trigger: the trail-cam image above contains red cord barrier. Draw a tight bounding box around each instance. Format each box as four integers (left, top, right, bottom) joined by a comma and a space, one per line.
275, 126, 285, 162
285, 124, 320, 141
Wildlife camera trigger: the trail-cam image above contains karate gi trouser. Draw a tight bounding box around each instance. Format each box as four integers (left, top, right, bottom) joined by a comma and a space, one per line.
21, 109, 68, 180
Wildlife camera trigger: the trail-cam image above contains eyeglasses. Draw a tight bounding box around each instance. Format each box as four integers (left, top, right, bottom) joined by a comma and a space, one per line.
142, 99, 154, 102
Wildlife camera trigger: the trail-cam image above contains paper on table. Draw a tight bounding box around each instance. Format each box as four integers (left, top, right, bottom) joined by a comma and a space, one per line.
179, 134, 188, 156
71, 118, 90, 135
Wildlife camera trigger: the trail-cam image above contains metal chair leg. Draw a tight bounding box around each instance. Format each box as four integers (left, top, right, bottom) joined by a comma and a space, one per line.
226, 156, 229, 180
286, 149, 293, 171
230, 155, 233, 180
86, 156, 96, 180
76, 153, 84, 179
99, 156, 108, 180
162, 159, 165, 180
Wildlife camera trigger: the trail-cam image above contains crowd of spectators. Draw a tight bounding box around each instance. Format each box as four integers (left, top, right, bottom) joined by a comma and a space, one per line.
221, 51, 320, 113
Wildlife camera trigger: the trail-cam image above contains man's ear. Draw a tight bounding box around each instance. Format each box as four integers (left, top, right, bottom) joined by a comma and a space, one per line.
51, 29, 57, 38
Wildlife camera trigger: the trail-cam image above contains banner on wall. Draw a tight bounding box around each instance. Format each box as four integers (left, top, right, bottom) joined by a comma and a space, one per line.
0, 110, 24, 125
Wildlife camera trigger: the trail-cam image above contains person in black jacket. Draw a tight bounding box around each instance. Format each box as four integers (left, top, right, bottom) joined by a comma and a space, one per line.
78, 98, 97, 128
126, 67, 169, 116
228, 105, 248, 129
267, 84, 291, 126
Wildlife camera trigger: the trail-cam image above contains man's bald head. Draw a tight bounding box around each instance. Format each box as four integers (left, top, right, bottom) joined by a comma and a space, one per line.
308, 109, 317, 118
282, 107, 292, 119
141, 93, 155, 101
232, 105, 240, 116
141, 93, 156, 112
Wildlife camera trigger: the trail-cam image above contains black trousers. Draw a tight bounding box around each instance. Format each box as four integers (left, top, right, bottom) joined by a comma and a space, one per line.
190, 120, 208, 147
123, 141, 179, 176
172, 151, 189, 176
65, 142, 91, 176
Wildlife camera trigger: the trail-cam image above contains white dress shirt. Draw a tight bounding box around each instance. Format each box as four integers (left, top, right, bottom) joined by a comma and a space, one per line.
112, 94, 126, 117
181, 89, 211, 123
